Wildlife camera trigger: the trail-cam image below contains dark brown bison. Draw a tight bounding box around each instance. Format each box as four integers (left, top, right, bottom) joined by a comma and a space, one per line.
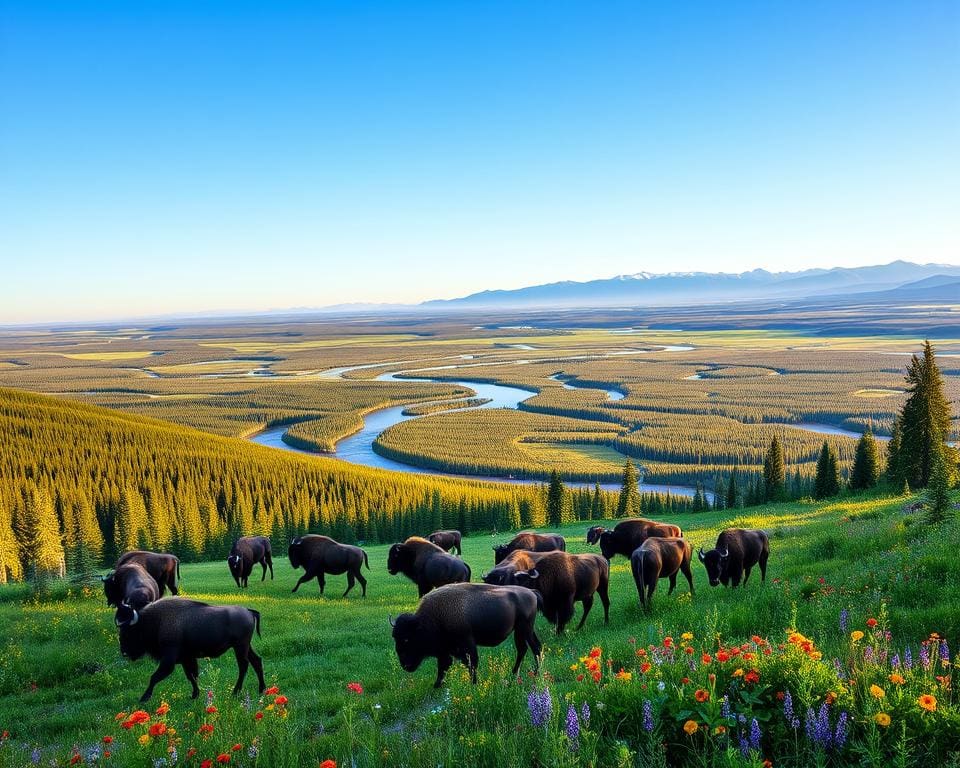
228, 536, 274, 588
390, 582, 542, 687
103, 562, 160, 610
493, 532, 565, 564
631, 537, 694, 610
427, 529, 462, 555
481, 549, 549, 586
388, 537, 471, 597
698, 528, 770, 587
288, 535, 369, 597
114, 597, 265, 703
505, 551, 610, 634
116, 550, 180, 596
591, 519, 683, 562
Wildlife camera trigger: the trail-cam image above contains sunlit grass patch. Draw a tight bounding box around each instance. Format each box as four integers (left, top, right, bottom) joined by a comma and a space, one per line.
61, 351, 159, 361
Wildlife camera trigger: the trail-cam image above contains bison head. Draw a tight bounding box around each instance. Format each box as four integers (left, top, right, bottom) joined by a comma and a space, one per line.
598, 531, 617, 561
227, 554, 243, 586
509, 568, 539, 589
492, 544, 511, 564
481, 566, 513, 586
390, 613, 426, 672
287, 540, 302, 570
387, 543, 411, 575
585, 526, 605, 545
697, 546, 729, 587
114, 602, 147, 660
102, 572, 120, 607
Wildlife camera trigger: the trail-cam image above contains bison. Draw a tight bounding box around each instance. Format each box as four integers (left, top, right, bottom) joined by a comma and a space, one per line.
114, 597, 265, 703
116, 550, 180, 596
698, 528, 769, 587
390, 582, 542, 687
505, 551, 610, 634
227, 536, 274, 588
631, 537, 694, 610
427, 529, 462, 555
388, 537, 471, 597
492, 532, 565, 564
590, 519, 683, 562
481, 549, 548, 586
288, 535, 369, 597
103, 562, 160, 610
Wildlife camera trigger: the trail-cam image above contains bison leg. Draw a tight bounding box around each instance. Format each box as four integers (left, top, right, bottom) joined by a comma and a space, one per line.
260, 561, 268, 582
247, 647, 266, 694
140, 651, 177, 703
598, 579, 610, 624
576, 595, 593, 631
512, 629, 529, 676
527, 629, 542, 672
680, 560, 695, 595
759, 551, 768, 583
343, 571, 356, 598
667, 572, 678, 595
291, 571, 313, 593
232, 644, 250, 695
266, 555, 274, 580
645, 580, 656, 610
730, 568, 743, 588
434, 654, 453, 688
168, 573, 179, 596
742, 564, 753, 586
181, 657, 200, 699
355, 569, 367, 597
317, 573, 326, 595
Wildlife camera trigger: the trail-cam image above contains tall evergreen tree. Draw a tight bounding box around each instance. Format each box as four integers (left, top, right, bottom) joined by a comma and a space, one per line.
21, 488, 66, 582
591, 483, 604, 520
814, 441, 841, 500
616, 459, 641, 518
924, 445, 954, 525
546, 471, 567, 528
899, 341, 955, 489
726, 468, 739, 509
712, 478, 726, 511
886, 415, 903, 485
763, 435, 786, 502
850, 429, 881, 491
0, 502, 23, 584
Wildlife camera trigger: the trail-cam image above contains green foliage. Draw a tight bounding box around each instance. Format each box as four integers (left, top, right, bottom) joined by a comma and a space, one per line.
925, 447, 954, 525
615, 459, 640, 518
763, 435, 785, 502
851, 429, 882, 490
814, 441, 841, 500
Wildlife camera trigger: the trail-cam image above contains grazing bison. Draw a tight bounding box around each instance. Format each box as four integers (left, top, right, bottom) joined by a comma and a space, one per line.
481, 549, 549, 586
631, 537, 694, 610
427, 529, 462, 555
227, 536, 274, 588
698, 528, 770, 587
506, 551, 610, 634
492, 532, 565, 564
288, 535, 369, 597
591, 519, 683, 562
388, 537, 471, 597
103, 562, 160, 610
114, 597, 265, 703
390, 582, 542, 687
116, 550, 180, 596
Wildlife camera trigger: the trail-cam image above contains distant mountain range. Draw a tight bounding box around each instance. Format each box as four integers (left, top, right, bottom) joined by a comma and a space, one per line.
423, 261, 960, 309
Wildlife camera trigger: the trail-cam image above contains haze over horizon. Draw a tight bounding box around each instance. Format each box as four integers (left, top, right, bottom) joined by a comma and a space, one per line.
2, 1, 958, 323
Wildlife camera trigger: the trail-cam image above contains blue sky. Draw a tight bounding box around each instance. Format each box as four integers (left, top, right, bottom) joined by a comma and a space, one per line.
1, 1, 958, 323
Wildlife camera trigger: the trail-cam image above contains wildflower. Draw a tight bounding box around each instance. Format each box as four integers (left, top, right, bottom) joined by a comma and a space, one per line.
642, 700, 654, 732
681, 677, 690, 685
274, 695, 289, 706
684, 646, 694, 655
198, 724, 214, 736
565, 705, 580, 749
320, 761, 337, 768
70, 754, 82, 765
216, 754, 231, 764
716, 650, 730, 662
694, 689, 709, 703
835, 711, 849, 749
527, 688, 552, 727
920, 644, 931, 670
869, 684, 885, 699
346, 682, 363, 695
683, 720, 699, 735
155, 702, 170, 716
714, 725, 726, 735
264, 686, 279, 695
640, 662, 652, 674
839, 609, 849, 631
745, 670, 760, 685
850, 631, 864, 642
867, 618, 878, 628
889, 673, 905, 685
615, 669, 632, 682
232, 744, 243, 752
750, 719, 761, 750
681, 632, 694, 641
720, 696, 731, 719
254, 711, 263, 721
31, 747, 41, 764
663, 637, 673, 649
918, 694, 937, 712
102, 736, 113, 744
580, 702, 590, 726
186, 748, 197, 758
589, 647, 601, 659
732, 668, 744, 678
762, 761, 773, 768
114, 712, 128, 722
149, 723, 168, 737
875, 713, 891, 727
201, 761, 213, 768
701, 653, 712, 665
904, 647, 913, 670
939, 640, 950, 664
657, 680, 666, 692
739, 735, 750, 757
138, 735, 151, 746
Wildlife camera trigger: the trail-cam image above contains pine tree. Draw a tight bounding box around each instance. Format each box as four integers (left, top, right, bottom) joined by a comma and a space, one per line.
590, 483, 604, 520
712, 478, 726, 511
616, 460, 641, 518
0, 501, 23, 584
850, 429, 881, 491
546, 471, 566, 528
924, 446, 954, 525
726, 468, 739, 509
21, 487, 66, 583
886, 415, 903, 485
763, 436, 786, 502
899, 341, 955, 489
692, 483, 706, 511
115, 485, 148, 554
814, 442, 841, 500
507, 497, 522, 530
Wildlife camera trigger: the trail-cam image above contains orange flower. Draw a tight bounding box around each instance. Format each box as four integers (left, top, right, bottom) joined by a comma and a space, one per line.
732, 668, 744, 678
713, 725, 726, 735
694, 689, 709, 703
216, 755, 231, 764
716, 650, 730, 663
701, 653, 712, 665
320, 761, 338, 768
866, 618, 878, 628
751, 635, 763, 645
889, 673, 905, 685
875, 713, 891, 727
264, 686, 280, 695
589, 647, 602, 659
148, 723, 167, 737
825, 691, 837, 705
851, 631, 864, 642
274, 695, 289, 706
918, 694, 937, 712
615, 668, 632, 682
683, 720, 699, 735
114, 712, 128, 722
870, 684, 885, 700
762, 761, 773, 768
685, 647, 694, 655
744, 670, 760, 685
640, 662, 652, 674
155, 702, 170, 716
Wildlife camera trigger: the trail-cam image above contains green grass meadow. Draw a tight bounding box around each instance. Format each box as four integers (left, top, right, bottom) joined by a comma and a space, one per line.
1, 490, 958, 766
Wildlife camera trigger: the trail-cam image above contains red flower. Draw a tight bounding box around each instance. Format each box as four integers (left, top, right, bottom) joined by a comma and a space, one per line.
716, 650, 730, 663
254, 712, 264, 721
589, 647, 602, 659
274, 695, 288, 706
216, 754, 231, 764
186, 748, 197, 758
70, 754, 82, 765
663, 637, 674, 649
102, 736, 113, 744
640, 662, 652, 674
684, 647, 694, 655
199, 724, 214, 736
320, 761, 337, 768
701, 653, 712, 665
695, 689, 710, 703
576, 674, 584, 682
681, 677, 690, 685
201, 761, 213, 768
264, 686, 279, 695
867, 618, 878, 628
205, 706, 218, 714
346, 682, 363, 695
745, 670, 760, 685
148, 723, 167, 737
232, 744, 243, 752
776, 691, 785, 701
103, 752, 111, 759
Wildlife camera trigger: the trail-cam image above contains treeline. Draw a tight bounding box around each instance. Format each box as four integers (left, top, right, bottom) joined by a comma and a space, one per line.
0, 388, 700, 584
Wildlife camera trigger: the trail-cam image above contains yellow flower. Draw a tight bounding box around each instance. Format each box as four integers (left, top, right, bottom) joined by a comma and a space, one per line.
810, 651, 823, 661
874, 713, 891, 727
851, 631, 864, 642
683, 720, 699, 735
615, 669, 632, 682
681, 632, 694, 642
870, 684, 886, 700
888, 673, 905, 685
713, 725, 726, 735
138, 734, 151, 746
732, 668, 744, 678
570, 664, 579, 671
918, 694, 937, 712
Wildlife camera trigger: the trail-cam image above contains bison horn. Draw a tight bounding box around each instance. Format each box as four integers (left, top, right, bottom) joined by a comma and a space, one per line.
387, 615, 396, 628
720, 547, 729, 559
130, 609, 139, 626
697, 547, 706, 562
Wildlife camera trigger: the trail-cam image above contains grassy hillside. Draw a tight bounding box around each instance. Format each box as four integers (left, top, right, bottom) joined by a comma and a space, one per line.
0, 490, 957, 767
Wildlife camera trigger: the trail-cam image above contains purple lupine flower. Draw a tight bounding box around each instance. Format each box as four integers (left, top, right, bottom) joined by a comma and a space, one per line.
739, 735, 750, 758
169, 747, 178, 764
807, 703, 833, 749
527, 688, 552, 727
940, 640, 950, 664
642, 699, 655, 733
565, 705, 580, 749
580, 702, 590, 727
920, 643, 930, 670
839, 609, 849, 631
31, 748, 41, 765
905, 647, 913, 670
783, 690, 795, 723
891, 653, 900, 668
833, 658, 845, 678
720, 695, 731, 719
738, 713, 747, 725
864, 646, 874, 663
835, 711, 849, 749
750, 718, 762, 750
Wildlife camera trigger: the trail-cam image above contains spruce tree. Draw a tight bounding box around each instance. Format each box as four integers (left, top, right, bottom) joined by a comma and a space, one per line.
726, 469, 739, 509
763, 435, 786, 502
22, 488, 66, 584
0, 502, 23, 584
898, 341, 955, 489
591, 483, 604, 520
886, 415, 903, 485
616, 459, 641, 518
814, 441, 841, 500
924, 447, 954, 525
850, 429, 881, 491
712, 478, 726, 511
546, 471, 566, 528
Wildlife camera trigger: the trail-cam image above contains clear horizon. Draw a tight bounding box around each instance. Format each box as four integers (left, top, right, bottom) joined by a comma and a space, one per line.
2, 2, 958, 323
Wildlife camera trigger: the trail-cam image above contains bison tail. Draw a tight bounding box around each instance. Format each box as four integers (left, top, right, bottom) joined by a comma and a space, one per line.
249, 609, 262, 638
533, 589, 544, 612
176, 558, 181, 584
363, 551, 370, 571
464, 562, 472, 582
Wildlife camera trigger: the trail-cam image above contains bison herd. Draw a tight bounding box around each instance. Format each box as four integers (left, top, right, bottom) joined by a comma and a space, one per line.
101, 524, 770, 698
